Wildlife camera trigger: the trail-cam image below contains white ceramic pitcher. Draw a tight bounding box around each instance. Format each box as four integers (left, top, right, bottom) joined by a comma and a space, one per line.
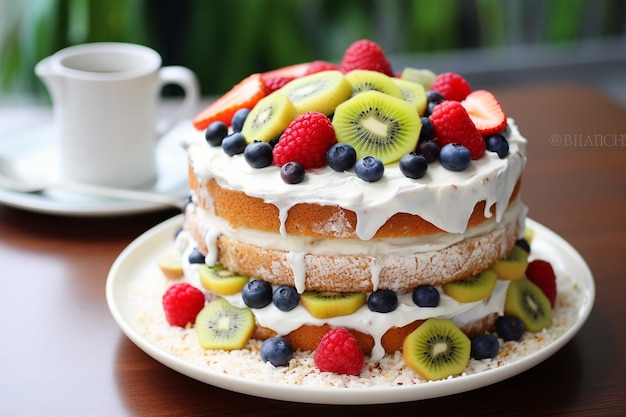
36, 42, 199, 188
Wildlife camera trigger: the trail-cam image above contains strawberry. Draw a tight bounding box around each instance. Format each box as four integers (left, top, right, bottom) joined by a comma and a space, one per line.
314, 328, 364, 376
429, 100, 485, 159
304, 60, 342, 75
262, 75, 294, 94
430, 72, 472, 101
192, 73, 266, 130
260, 62, 312, 80
272, 111, 336, 169
162, 283, 206, 327
525, 260, 557, 308
341, 39, 394, 76
461, 90, 507, 135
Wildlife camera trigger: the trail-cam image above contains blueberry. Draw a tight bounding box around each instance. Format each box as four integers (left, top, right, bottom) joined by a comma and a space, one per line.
516, 238, 531, 253
412, 285, 440, 307
439, 143, 471, 171
280, 161, 305, 184
260, 337, 293, 367
367, 289, 398, 313
418, 140, 440, 163
272, 285, 300, 311
426, 91, 445, 115
231, 108, 251, 133
242, 279, 273, 308
485, 134, 509, 158
205, 121, 228, 146
326, 143, 357, 171
355, 156, 384, 182
244, 141, 273, 168
470, 334, 500, 360
419, 117, 435, 141
188, 248, 205, 264
221, 132, 247, 156
496, 316, 525, 341
399, 153, 428, 179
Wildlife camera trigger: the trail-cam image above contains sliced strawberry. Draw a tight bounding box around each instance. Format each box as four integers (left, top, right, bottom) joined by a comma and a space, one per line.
304, 60, 342, 75
260, 62, 311, 80
461, 90, 507, 135
525, 260, 557, 308
192, 73, 266, 130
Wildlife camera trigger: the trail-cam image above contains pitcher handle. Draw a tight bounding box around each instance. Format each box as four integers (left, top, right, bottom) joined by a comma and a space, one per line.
155, 66, 200, 137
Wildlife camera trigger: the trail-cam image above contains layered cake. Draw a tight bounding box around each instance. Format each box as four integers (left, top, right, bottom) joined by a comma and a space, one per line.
159, 39, 558, 380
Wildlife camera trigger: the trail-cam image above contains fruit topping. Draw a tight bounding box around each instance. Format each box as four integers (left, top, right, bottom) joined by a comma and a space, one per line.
492, 246, 529, 281
504, 278, 553, 332
162, 283, 206, 327
442, 269, 497, 303
195, 299, 255, 350
241, 279, 273, 309
193, 73, 266, 130
272, 111, 337, 169
418, 116, 435, 141
495, 315, 525, 341
341, 39, 394, 77
260, 62, 311, 80
157, 251, 184, 279
280, 161, 305, 184
272, 285, 300, 312
260, 337, 294, 367
485, 133, 510, 158
344, 69, 403, 99
326, 143, 357, 172
261, 76, 295, 94
333, 90, 421, 164
300, 291, 366, 319
243, 141, 274, 168
399, 153, 428, 179
430, 72, 472, 101
278, 70, 352, 116
439, 143, 471, 171
430, 100, 485, 160
188, 248, 205, 264
461, 89, 507, 135
402, 318, 471, 380
515, 238, 531, 253
198, 263, 250, 296
400, 67, 437, 90
412, 285, 440, 307
367, 289, 398, 313
241, 92, 297, 144
231, 108, 251, 132
525, 260, 557, 308
314, 328, 364, 376
470, 334, 500, 360
417, 139, 440, 163
221, 132, 247, 156
304, 60, 343, 75
205, 121, 228, 147
355, 155, 385, 182
391, 77, 427, 115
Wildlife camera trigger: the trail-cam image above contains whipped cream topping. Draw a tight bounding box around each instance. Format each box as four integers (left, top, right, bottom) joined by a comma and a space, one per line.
185, 119, 527, 239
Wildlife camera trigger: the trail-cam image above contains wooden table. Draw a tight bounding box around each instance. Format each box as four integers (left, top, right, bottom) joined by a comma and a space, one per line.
1, 84, 625, 416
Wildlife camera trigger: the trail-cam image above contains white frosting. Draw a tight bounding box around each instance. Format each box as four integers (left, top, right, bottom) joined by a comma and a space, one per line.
185, 119, 526, 239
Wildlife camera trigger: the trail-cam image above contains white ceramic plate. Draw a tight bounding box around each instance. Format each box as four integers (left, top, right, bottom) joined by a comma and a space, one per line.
106, 216, 594, 404
0, 122, 193, 216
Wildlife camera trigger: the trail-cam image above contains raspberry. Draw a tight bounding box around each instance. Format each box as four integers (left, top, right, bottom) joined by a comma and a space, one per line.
430, 72, 472, 101
341, 39, 394, 76
304, 60, 342, 75
525, 260, 557, 308
262, 76, 294, 94
429, 101, 485, 160
272, 111, 336, 169
162, 283, 206, 327
314, 328, 364, 376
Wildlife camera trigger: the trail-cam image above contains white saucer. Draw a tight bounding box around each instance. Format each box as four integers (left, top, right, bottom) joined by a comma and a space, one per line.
0, 121, 194, 216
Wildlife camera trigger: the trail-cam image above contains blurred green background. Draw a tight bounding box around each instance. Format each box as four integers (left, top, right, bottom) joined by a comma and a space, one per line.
1, 0, 625, 104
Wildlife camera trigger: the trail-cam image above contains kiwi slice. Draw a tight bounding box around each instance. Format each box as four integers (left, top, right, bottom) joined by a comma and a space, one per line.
403, 318, 471, 380
195, 299, 255, 350
492, 246, 529, 281
198, 263, 250, 296
278, 70, 352, 116
442, 268, 497, 303
391, 78, 427, 116
400, 67, 437, 90
504, 278, 553, 332
344, 69, 404, 100
241, 92, 297, 143
299, 291, 366, 319
332, 90, 421, 164
157, 251, 184, 279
